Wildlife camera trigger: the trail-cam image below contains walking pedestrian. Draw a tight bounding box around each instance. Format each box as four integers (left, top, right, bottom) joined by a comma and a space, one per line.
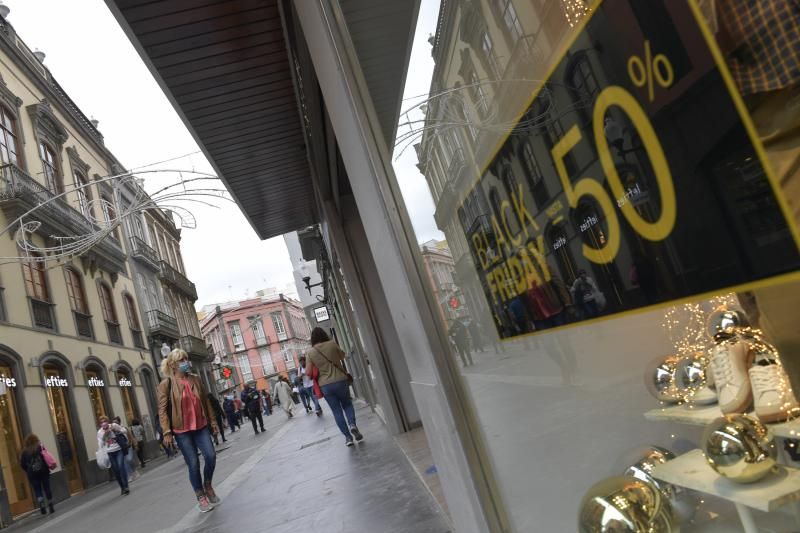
20, 434, 56, 514
263, 390, 272, 416
207, 393, 227, 444
241, 383, 266, 434
130, 419, 146, 468
305, 327, 363, 446
273, 376, 295, 419
298, 356, 322, 415
294, 373, 311, 413
158, 349, 220, 513
97, 416, 130, 496
113, 416, 139, 482
222, 396, 238, 432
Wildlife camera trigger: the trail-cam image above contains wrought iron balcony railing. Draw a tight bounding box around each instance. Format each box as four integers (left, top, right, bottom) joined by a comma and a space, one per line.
145, 309, 179, 340
158, 261, 198, 301
129, 236, 160, 271
180, 335, 209, 358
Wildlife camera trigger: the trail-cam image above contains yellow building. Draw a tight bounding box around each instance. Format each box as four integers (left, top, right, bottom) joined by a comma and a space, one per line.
0, 14, 200, 519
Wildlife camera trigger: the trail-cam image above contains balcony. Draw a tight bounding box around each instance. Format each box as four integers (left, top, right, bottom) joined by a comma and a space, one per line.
180, 335, 209, 358
158, 260, 198, 301
145, 309, 179, 340
129, 236, 160, 271
0, 163, 126, 273
506, 33, 546, 84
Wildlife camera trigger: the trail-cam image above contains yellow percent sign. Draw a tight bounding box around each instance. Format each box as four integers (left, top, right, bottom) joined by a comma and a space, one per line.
551, 40, 677, 265
627, 40, 674, 102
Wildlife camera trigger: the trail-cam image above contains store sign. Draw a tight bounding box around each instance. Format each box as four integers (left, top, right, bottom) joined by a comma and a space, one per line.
87, 377, 105, 387
45, 375, 68, 387
0, 374, 17, 388
118, 377, 132, 387
459, 0, 800, 340
313, 306, 330, 322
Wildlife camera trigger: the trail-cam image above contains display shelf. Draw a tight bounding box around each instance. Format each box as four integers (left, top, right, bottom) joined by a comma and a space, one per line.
644, 404, 800, 438
651, 449, 800, 512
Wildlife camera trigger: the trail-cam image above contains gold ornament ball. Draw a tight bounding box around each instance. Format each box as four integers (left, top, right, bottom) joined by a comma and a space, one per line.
578, 475, 679, 532
645, 355, 681, 403
623, 446, 697, 523
702, 414, 777, 483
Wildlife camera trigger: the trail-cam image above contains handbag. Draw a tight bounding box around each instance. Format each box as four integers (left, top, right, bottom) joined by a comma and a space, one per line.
41, 446, 57, 470
114, 430, 130, 454
313, 347, 353, 385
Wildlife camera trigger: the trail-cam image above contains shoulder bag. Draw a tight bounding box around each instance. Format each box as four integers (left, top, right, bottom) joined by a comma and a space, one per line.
313, 347, 353, 385
41, 445, 57, 470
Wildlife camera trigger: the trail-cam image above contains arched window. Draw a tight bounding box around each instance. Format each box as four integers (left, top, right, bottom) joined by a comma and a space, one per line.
116, 367, 139, 425
548, 224, 578, 284
21, 254, 55, 330
123, 294, 145, 349
73, 171, 92, 220
0, 106, 20, 166
566, 54, 599, 127
64, 268, 92, 338
98, 283, 122, 345
83, 360, 111, 423
39, 142, 61, 194
520, 141, 549, 208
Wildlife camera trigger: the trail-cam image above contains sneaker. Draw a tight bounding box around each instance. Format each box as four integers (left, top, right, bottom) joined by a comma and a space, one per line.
122, 488, 130, 496
710, 341, 754, 414
38, 498, 46, 515
205, 486, 221, 505
750, 363, 800, 423
197, 495, 213, 513
345, 439, 355, 447
349, 425, 363, 442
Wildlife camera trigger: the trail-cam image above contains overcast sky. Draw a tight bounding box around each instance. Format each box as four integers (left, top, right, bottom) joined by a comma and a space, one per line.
6, 0, 440, 309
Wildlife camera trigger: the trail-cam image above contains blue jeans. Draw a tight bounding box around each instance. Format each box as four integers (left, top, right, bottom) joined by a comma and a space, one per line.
305, 386, 322, 412
108, 449, 128, 491
28, 475, 52, 501
321, 380, 356, 440
174, 427, 216, 494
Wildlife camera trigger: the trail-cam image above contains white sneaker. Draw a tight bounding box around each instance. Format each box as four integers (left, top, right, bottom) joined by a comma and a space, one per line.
750, 363, 800, 423
710, 341, 754, 414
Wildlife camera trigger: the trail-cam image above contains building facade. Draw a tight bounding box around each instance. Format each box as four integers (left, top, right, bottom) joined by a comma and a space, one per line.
200, 294, 310, 397
419, 239, 465, 325
0, 11, 206, 523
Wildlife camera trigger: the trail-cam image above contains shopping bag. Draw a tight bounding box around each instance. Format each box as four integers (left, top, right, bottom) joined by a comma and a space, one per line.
95, 448, 110, 470
41, 446, 57, 470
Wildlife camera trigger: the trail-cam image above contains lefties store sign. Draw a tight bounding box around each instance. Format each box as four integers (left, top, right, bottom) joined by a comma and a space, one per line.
45, 375, 68, 387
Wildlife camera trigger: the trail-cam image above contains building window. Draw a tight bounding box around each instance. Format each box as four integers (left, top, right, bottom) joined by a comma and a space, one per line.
123, 294, 145, 349
566, 55, 599, 127
117, 369, 139, 425
39, 142, 61, 194
22, 254, 55, 330
251, 317, 267, 346
237, 353, 253, 383
494, 0, 523, 42
468, 70, 489, 118
481, 32, 500, 77
521, 141, 549, 208
281, 343, 296, 369
98, 283, 122, 345
259, 347, 275, 375
73, 171, 93, 220
100, 196, 119, 240
0, 106, 20, 166
85, 367, 109, 422
229, 322, 245, 351
64, 268, 93, 338
272, 313, 288, 341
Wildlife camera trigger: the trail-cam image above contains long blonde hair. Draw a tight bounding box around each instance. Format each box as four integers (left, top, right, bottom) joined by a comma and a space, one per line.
160, 348, 188, 376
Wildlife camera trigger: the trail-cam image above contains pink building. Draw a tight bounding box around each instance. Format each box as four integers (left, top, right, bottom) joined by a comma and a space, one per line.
199, 294, 311, 396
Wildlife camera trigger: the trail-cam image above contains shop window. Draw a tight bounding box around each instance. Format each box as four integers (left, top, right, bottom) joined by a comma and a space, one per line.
64, 267, 93, 339
0, 361, 33, 516
21, 254, 55, 331
43, 361, 83, 494
39, 141, 61, 194
85, 366, 109, 423
123, 294, 145, 349
98, 283, 122, 345
116, 369, 138, 425
139, 367, 158, 424
0, 106, 20, 166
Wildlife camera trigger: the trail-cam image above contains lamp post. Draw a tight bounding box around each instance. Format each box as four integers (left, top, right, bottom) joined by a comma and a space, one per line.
297, 259, 323, 295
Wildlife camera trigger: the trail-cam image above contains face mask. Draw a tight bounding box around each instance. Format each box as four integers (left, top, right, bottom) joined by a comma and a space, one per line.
178, 361, 192, 374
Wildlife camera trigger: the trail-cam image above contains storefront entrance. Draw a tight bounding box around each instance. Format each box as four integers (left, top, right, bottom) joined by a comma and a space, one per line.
0, 364, 32, 516
85, 367, 109, 424
43, 364, 84, 495
117, 370, 139, 425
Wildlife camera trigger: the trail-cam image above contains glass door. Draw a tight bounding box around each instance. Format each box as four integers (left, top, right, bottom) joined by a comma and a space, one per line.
85, 368, 108, 424
0, 365, 32, 516
117, 371, 139, 425
43, 365, 84, 495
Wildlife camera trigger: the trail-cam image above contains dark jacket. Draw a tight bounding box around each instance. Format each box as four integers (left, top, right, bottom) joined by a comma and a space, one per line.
20, 446, 49, 479
223, 398, 236, 415
208, 395, 223, 418
241, 388, 261, 413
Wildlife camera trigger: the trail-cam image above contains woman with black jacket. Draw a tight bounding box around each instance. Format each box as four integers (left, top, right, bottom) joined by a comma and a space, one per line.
20, 434, 54, 514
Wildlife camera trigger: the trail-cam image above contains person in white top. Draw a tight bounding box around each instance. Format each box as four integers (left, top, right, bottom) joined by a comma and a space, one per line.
298, 356, 322, 415
97, 416, 129, 495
